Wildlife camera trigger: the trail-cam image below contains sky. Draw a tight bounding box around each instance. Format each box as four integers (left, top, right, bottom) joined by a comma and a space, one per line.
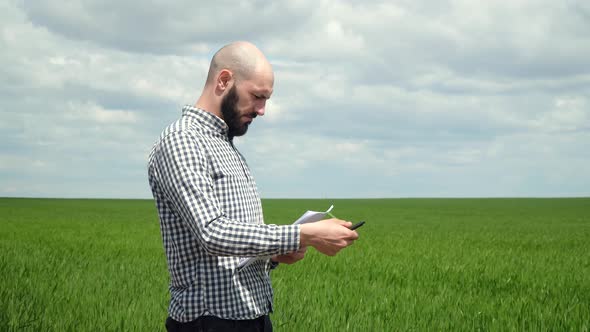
1, 0, 589, 199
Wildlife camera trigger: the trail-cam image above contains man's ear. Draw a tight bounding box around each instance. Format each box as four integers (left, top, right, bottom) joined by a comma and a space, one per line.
216, 69, 233, 92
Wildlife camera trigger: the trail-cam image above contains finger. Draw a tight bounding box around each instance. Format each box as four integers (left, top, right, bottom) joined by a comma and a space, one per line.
334, 220, 352, 228
329, 218, 351, 227
341, 230, 358, 241
289, 250, 305, 259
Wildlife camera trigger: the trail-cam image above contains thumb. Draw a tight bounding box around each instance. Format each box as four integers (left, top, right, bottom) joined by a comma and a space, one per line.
336, 219, 352, 228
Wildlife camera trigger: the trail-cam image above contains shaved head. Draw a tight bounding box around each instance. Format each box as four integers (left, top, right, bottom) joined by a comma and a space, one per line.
206, 41, 272, 84
195, 41, 274, 136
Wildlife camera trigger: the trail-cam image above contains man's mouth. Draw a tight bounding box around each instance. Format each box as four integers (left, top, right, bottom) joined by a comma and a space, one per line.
243, 117, 253, 127
243, 113, 257, 122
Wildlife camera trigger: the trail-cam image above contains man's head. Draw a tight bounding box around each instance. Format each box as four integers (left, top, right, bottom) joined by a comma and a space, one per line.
196, 41, 274, 138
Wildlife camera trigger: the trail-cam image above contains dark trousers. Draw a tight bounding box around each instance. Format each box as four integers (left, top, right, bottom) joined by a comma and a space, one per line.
166, 315, 272, 332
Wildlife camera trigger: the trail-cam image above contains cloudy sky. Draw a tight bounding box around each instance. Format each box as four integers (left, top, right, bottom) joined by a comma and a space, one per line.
1, 0, 589, 199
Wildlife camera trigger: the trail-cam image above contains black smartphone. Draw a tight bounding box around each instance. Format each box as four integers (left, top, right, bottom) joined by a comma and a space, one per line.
350, 221, 365, 230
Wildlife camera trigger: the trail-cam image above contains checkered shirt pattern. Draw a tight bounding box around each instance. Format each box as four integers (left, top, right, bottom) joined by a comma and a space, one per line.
147, 106, 300, 321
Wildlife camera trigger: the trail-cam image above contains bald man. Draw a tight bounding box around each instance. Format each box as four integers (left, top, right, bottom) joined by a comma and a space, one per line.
147, 42, 358, 332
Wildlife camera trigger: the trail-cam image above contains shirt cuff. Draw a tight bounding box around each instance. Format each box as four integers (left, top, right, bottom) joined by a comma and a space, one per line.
278, 224, 300, 254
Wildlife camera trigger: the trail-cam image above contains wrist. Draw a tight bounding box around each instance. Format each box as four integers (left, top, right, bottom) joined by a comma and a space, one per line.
299, 223, 314, 248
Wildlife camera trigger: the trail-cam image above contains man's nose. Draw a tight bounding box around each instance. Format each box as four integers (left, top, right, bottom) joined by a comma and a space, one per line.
255, 101, 266, 116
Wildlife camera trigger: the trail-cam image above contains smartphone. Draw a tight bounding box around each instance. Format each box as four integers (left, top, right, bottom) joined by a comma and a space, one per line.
350, 221, 365, 230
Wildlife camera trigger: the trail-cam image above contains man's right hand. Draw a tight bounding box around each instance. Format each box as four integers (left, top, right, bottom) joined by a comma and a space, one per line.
299, 219, 359, 256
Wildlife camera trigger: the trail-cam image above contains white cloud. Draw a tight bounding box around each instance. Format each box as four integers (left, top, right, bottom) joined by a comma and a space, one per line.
530, 96, 589, 133
1, 0, 589, 198
65, 101, 138, 124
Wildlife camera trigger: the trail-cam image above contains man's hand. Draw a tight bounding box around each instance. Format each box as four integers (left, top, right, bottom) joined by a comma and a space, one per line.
272, 247, 307, 265
300, 218, 359, 256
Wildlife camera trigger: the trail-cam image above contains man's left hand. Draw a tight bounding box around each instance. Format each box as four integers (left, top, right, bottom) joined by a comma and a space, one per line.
271, 247, 307, 265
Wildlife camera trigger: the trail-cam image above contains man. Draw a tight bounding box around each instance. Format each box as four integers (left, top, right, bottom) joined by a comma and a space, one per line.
147, 41, 359, 332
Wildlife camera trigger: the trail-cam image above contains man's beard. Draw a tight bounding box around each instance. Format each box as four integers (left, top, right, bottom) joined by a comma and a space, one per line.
220, 85, 255, 139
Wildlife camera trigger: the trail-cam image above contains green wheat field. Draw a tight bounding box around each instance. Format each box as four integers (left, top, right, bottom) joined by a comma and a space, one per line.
1, 197, 589, 331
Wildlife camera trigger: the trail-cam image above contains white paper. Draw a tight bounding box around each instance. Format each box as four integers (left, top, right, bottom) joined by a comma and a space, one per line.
236, 205, 334, 271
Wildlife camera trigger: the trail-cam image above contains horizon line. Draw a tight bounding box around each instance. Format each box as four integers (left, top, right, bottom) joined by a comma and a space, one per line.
1, 196, 589, 200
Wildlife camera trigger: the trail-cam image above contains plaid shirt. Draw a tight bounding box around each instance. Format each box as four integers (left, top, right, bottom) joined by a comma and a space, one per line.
147, 106, 300, 321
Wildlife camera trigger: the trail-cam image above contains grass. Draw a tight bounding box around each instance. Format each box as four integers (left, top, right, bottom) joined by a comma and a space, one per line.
1, 197, 589, 331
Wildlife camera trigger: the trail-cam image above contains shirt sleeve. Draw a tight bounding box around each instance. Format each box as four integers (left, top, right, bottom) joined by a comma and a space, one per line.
152, 130, 300, 257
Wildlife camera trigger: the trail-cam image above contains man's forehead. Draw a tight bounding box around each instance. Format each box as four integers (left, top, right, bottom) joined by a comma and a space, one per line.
240, 75, 274, 96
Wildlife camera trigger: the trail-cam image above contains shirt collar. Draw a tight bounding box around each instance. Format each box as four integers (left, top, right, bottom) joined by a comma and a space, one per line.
182, 105, 229, 137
